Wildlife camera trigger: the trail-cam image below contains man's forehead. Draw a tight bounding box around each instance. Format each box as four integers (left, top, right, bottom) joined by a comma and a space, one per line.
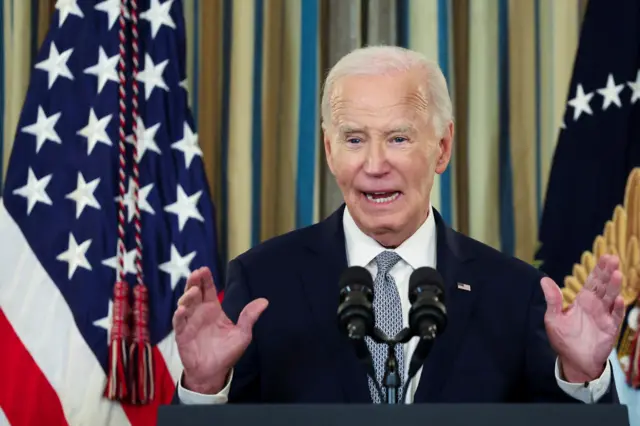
330, 80, 428, 118
337, 122, 418, 134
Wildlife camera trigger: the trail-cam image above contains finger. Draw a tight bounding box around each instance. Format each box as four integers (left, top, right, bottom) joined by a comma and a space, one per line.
185, 267, 207, 294
178, 285, 203, 310
603, 269, 623, 308
593, 275, 607, 299
172, 305, 189, 335
585, 264, 606, 298
611, 295, 626, 330
605, 254, 621, 274
198, 268, 220, 303
540, 277, 563, 318
237, 298, 269, 335
584, 270, 598, 292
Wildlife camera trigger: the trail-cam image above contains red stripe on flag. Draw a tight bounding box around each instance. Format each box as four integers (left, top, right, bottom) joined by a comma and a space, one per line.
120, 346, 177, 426
0, 309, 69, 426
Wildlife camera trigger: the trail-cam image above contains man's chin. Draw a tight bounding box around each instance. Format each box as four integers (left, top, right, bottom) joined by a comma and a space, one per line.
356, 215, 406, 241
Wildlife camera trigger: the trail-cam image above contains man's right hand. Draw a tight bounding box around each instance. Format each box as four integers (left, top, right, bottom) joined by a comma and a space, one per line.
172, 267, 269, 394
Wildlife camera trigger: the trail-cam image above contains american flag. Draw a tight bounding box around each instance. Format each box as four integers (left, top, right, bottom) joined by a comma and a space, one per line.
0, 0, 222, 425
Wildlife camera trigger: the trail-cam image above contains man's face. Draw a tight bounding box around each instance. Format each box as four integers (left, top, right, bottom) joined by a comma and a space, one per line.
324, 69, 453, 247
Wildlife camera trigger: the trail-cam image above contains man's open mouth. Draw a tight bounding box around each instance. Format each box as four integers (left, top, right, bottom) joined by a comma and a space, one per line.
362, 191, 401, 204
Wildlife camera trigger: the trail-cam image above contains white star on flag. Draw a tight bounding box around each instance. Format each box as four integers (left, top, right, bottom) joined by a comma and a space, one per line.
93, 300, 114, 343
95, 0, 128, 30
76, 109, 113, 155
21, 106, 62, 153
12, 168, 53, 215
164, 185, 204, 231
84, 47, 119, 94
34, 42, 74, 89
55, 0, 84, 27
102, 247, 138, 276
126, 117, 162, 160
171, 122, 202, 168
141, 0, 176, 38
114, 177, 156, 222
567, 84, 594, 121
159, 244, 196, 290
56, 233, 92, 280
628, 69, 640, 105
136, 53, 169, 100
596, 74, 624, 110
65, 172, 101, 219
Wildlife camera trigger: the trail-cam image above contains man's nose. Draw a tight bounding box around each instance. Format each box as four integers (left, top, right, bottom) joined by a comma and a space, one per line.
363, 142, 390, 176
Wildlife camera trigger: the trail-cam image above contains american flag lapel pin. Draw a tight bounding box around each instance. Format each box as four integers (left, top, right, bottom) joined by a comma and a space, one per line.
457, 283, 471, 291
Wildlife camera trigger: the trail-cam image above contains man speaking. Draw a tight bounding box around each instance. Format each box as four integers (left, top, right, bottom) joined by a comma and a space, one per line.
171, 46, 624, 404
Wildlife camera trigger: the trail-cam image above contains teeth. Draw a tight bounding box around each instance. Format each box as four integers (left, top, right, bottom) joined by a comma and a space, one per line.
366, 192, 400, 203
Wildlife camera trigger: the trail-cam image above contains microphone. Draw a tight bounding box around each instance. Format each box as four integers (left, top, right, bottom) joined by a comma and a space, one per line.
337, 266, 375, 340
403, 267, 448, 397
337, 266, 384, 401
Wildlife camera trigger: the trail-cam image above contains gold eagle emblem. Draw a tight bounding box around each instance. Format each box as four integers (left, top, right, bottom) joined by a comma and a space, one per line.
561, 167, 640, 381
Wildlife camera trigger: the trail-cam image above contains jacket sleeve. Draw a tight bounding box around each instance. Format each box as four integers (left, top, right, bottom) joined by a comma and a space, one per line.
221, 257, 262, 402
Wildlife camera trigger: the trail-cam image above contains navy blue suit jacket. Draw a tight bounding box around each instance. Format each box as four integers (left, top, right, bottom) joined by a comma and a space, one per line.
182, 206, 616, 404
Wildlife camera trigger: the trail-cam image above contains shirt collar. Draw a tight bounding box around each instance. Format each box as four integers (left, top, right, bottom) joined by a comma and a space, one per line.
342, 205, 437, 270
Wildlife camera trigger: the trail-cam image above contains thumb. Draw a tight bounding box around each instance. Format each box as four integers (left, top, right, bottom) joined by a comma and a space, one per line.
237, 298, 269, 335
540, 277, 563, 318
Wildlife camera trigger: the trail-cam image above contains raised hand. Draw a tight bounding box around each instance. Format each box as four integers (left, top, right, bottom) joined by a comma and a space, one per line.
540, 254, 626, 382
172, 267, 269, 394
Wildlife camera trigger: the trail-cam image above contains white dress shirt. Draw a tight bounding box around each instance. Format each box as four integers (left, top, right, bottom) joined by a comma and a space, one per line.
178, 206, 612, 404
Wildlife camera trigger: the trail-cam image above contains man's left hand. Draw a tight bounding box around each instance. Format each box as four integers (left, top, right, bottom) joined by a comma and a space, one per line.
540, 254, 626, 383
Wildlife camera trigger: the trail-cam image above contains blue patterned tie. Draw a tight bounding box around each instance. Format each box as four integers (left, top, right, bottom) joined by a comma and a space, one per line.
366, 250, 404, 403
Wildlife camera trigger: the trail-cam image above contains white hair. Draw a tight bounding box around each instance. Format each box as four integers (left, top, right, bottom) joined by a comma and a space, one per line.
321, 45, 453, 138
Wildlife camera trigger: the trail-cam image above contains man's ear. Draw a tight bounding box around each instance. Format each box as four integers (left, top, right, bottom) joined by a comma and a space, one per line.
435, 121, 454, 175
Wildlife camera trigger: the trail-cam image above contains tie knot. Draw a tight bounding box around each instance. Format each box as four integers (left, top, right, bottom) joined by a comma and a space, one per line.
375, 250, 402, 275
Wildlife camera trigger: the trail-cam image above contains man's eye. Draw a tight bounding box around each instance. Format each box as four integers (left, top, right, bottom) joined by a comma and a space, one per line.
347, 138, 362, 144
392, 137, 407, 143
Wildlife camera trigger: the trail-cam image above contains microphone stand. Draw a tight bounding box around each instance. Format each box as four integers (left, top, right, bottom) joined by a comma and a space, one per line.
372, 328, 413, 404
382, 342, 401, 404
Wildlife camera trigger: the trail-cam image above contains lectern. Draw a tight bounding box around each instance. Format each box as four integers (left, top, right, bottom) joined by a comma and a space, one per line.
157, 403, 630, 426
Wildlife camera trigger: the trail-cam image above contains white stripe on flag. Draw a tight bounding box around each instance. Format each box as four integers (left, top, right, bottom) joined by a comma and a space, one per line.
0, 407, 10, 426
157, 332, 183, 385
0, 200, 131, 426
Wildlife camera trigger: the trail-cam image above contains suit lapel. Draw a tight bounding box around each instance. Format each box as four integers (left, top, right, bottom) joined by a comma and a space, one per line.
298, 205, 372, 403
413, 209, 479, 402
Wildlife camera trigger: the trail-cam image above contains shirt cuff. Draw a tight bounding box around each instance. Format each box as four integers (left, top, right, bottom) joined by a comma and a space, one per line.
177, 369, 234, 405
554, 358, 611, 403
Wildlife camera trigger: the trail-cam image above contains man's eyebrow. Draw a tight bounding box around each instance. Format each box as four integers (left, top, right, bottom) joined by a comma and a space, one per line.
384, 125, 416, 135
338, 125, 366, 134
337, 124, 417, 135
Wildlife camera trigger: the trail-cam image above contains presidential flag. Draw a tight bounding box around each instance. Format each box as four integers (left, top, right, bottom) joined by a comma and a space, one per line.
535, 0, 640, 424
0, 0, 222, 425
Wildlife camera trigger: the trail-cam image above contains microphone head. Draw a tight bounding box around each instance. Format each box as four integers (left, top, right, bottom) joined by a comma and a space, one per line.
339, 266, 374, 291
408, 267, 445, 303
408, 267, 447, 338
337, 266, 375, 339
